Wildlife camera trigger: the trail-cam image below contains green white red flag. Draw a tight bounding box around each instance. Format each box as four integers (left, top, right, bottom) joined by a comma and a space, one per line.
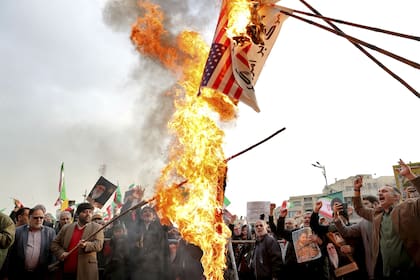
113, 184, 123, 208
54, 162, 68, 210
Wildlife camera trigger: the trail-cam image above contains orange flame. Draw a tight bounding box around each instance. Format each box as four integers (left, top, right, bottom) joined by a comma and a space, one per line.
130, 1, 252, 279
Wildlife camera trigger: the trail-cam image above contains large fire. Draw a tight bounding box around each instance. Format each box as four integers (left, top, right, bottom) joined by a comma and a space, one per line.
130, 0, 252, 279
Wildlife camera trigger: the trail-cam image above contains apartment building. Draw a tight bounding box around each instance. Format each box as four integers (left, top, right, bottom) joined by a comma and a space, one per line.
286, 174, 396, 220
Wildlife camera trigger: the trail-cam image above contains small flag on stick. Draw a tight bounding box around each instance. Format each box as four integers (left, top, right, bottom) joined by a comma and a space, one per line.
54, 162, 69, 211
105, 205, 112, 221
113, 184, 123, 208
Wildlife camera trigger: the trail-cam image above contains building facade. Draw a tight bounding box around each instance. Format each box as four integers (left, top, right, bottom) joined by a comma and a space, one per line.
285, 174, 396, 221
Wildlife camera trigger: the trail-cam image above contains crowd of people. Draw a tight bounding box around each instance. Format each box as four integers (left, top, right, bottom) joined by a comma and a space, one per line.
0, 158, 419, 280
0, 195, 204, 280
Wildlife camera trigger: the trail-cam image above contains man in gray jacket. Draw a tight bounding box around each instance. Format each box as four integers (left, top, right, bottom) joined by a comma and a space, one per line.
334, 195, 379, 279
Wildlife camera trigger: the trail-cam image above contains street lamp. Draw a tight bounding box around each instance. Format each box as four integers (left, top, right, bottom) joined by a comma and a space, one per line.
312, 161, 328, 187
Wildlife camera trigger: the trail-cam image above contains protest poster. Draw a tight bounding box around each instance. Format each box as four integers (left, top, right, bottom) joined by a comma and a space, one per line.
292, 227, 322, 263
326, 231, 359, 277
86, 176, 117, 209
393, 162, 420, 200
246, 201, 270, 224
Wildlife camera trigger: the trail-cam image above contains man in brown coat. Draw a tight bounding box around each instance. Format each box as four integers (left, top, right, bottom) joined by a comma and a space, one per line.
51, 203, 104, 280
353, 159, 420, 279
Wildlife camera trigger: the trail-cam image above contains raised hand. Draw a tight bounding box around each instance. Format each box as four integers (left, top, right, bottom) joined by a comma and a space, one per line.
280, 208, 288, 218
270, 203, 276, 215
398, 159, 416, 180
270, 203, 276, 211
314, 200, 322, 213
354, 176, 363, 191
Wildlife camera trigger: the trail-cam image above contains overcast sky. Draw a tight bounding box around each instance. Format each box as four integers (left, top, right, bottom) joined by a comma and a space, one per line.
1, 0, 419, 217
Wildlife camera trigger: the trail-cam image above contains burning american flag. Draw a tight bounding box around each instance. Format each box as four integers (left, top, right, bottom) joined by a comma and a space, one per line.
200, 0, 291, 112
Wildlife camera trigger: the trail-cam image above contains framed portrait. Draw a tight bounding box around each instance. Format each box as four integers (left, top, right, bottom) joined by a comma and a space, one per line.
86, 176, 117, 209
326, 232, 359, 277
292, 227, 322, 263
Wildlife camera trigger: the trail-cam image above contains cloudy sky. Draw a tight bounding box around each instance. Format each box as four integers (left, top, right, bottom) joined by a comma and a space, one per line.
1, 0, 419, 217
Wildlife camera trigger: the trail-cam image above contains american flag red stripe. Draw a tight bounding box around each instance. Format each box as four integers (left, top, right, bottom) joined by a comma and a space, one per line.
235, 43, 251, 65
214, 3, 228, 44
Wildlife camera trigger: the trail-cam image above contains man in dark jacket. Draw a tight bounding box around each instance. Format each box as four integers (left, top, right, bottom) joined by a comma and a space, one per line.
250, 219, 282, 280
127, 206, 170, 280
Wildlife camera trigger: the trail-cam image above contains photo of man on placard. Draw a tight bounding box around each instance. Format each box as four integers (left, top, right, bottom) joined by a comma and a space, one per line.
87, 176, 117, 209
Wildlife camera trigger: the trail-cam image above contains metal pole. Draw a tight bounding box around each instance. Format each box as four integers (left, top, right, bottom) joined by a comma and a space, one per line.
228, 239, 239, 280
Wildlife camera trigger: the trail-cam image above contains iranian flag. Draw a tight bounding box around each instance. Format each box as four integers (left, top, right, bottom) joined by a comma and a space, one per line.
113, 184, 123, 208
54, 162, 68, 210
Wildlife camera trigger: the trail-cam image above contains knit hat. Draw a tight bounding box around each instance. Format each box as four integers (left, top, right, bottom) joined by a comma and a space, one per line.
92, 213, 103, 221
76, 203, 94, 215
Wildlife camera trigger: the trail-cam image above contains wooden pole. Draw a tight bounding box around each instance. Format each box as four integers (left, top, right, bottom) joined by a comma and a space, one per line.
294, 0, 420, 98
290, 6, 420, 41
225, 127, 286, 162
281, 10, 420, 70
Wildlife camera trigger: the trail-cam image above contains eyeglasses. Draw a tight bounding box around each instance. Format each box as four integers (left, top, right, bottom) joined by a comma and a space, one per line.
32, 216, 44, 220
255, 224, 264, 228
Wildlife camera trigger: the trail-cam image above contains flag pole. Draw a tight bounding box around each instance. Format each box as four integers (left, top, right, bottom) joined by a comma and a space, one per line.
225, 127, 286, 162
281, 10, 420, 70
292, 1, 420, 98
289, 7, 420, 41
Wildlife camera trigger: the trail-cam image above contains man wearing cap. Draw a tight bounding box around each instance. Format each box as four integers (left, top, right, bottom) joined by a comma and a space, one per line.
92, 213, 105, 225
51, 203, 104, 280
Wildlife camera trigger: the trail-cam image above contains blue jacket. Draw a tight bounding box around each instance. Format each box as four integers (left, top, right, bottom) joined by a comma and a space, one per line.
9, 224, 56, 278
